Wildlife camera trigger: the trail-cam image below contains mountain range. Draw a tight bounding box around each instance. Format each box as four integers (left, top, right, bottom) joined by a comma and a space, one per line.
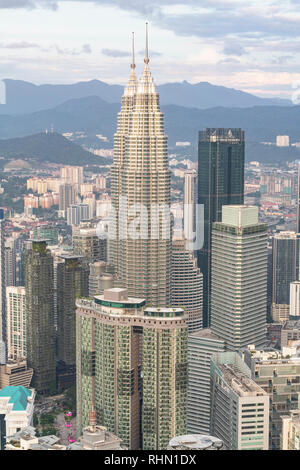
0, 132, 105, 166
0, 95, 299, 148
0, 78, 291, 115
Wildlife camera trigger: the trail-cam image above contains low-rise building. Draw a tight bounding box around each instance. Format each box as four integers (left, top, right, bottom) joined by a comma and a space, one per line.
0, 386, 35, 450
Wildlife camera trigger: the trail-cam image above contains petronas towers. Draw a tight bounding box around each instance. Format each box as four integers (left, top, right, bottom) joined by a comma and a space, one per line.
110, 27, 171, 307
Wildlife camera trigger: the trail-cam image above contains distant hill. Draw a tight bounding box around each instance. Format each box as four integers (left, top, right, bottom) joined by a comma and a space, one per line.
0, 132, 106, 165
0, 96, 300, 152
0, 78, 291, 115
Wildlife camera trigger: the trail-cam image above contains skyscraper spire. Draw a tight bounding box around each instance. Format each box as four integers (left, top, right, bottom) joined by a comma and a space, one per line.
145, 22, 149, 65
131, 31, 136, 70
124, 32, 137, 97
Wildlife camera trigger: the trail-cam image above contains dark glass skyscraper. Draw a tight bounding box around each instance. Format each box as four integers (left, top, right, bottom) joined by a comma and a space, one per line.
197, 128, 245, 326
25, 240, 56, 394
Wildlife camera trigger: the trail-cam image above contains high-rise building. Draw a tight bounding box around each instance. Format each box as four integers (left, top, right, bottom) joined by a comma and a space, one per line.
211, 205, 268, 350
6, 286, 26, 360
109, 28, 171, 307
198, 128, 245, 327
276, 135, 290, 147
57, 255, 88, 367
76, 288, 187, 450
33, 225, 59, 246
184, 169, 197, 251
61, 166, 83, 191
187, 329, 226, 435
210, 352, 269, 450
59, 183, 77, 216
25, 240, 56, 395
171, 239, 203, 332
67, 204, 90, 226
290, 281, 300, 319
5, 238, 16, 288
73, 223, 107, 264
142, 307, 187, 450
272, 232, 300, 323
76, 288, 146, 449
0, 210, 6, 352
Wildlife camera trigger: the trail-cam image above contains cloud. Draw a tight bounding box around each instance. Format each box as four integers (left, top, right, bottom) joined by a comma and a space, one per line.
0, 0, 58, 9
102, 48, 131, 58
223, 42, 247, 56
54, 44, 93, 55
82, 43, 92, 54
0, 41, 40, 49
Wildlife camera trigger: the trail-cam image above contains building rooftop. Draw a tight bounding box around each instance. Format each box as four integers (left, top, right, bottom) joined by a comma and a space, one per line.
220, 364, 267, 397
168, 434, 223, 450
283, 320, 300, 330
189, 328, 225, 341
0, 385, 33, 411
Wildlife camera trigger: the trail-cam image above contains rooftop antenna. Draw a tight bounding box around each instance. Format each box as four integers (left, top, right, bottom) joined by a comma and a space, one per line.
131, 31, 136, 70
144, 22, 149, 65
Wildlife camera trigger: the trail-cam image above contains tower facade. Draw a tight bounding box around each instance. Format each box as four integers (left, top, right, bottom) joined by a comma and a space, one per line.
57, 255, 88, 366
109, 29, 171, 307
25, 240, 56, 394
76, 288, 187, 450
73, 223, 107, 264
211, 205, 268, 350
171, 239, 203, 332
198, 128, 245, 326
272, 232, 300, 323
6, 286, 26, 360
184, 169, 197, 250
0, 211, 6, 350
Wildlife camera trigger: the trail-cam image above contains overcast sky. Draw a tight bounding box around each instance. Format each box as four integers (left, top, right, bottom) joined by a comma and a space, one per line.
0, 0, 300, 99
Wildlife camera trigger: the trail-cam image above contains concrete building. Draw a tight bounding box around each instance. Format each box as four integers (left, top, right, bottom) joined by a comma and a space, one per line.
0, 360, 33, 389
290, 281, 300, 319
210, 352, 269, 450
109, 30, 171, 308
242, 345, 300, 449
187, 329, 226, 434
197, 128, 245, 327
59, 183, 77, 217
211, 206, 268, 350
73, 223, 107, 264
276, 135, 290, 147
272, 232, 300, 323
25, 240, 56, 395
67, 204, 90, 226
281, 410, 300, 450
61, 166, 83, 191
168, 434, 223, 450
281, 320, 300, 347
76, 288, 187, 450
171, 239, 203, 332
6, 287, 26, 360
0, 386, 35, 450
